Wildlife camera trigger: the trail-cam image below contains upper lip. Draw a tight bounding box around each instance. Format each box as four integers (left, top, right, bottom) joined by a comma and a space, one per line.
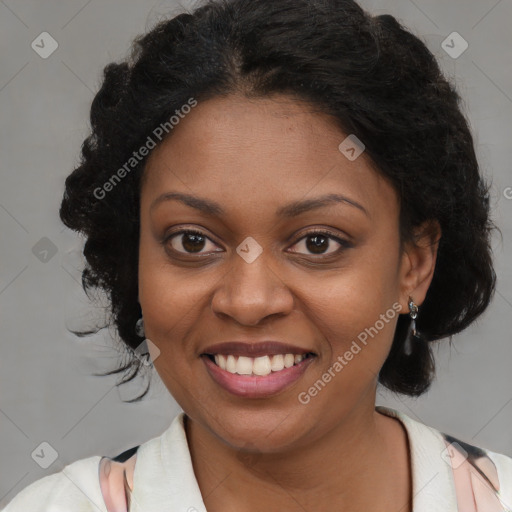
201, 341, 315, 358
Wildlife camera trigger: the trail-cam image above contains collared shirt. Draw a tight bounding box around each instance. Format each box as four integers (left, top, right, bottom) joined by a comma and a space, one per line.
2, 406, 512, 511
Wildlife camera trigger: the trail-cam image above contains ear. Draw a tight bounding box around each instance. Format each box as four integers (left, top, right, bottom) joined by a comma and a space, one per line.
397, 220, 442, 313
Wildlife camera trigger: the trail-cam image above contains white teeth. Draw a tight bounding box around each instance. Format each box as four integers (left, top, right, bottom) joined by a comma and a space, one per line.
214, 354, 228, 370
253, 356, 272, 376
270, 354, 284, 371
212, 352, 309, 375
226, 354, 236, 373
284, 354, 295, 368
235, 356, 253, 375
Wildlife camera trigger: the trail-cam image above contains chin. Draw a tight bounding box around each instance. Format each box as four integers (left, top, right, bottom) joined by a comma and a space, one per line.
194, 399, 317, 452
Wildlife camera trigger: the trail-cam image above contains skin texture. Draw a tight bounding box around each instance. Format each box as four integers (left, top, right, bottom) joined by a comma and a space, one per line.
138, 93, 440, 511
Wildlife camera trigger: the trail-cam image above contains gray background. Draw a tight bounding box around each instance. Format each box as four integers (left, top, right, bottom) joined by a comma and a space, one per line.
1, 0, 511, 506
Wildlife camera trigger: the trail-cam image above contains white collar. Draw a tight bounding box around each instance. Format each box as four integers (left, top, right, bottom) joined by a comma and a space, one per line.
129, 411, 207, 511
128, 406, 458, 511
376, 405, 458, 511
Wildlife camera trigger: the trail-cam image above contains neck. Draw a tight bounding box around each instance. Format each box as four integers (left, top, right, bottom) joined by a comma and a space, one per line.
185, 396, 412, 512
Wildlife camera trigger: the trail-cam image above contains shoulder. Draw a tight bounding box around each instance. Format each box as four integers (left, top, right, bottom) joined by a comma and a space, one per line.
440, 432, 512, 510
1, 431, 164, 512
2, 416, 181, 511
376, 405, 512, 510
1, 455, 106, 512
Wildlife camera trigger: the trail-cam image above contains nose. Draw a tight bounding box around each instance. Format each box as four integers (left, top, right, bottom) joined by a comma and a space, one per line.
210, 250, 295, 326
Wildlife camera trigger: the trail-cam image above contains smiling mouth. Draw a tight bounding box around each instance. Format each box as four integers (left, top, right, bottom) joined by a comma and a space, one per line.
203, 353, 316, 377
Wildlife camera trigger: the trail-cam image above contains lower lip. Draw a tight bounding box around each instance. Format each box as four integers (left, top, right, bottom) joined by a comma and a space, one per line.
202, 355, 315, 398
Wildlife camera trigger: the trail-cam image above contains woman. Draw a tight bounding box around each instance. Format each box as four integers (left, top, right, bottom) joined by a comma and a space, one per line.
3, 0, 511, 510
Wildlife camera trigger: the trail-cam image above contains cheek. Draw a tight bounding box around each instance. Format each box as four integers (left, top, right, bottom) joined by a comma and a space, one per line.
295, 279, 401, 418
140, 267, 213, 411
300, 240, 402, 365
139, 268, 210, 351
137, 233, 208, 366
307, 281, 399, 365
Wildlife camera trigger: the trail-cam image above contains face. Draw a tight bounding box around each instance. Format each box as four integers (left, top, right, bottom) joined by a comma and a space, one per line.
138, 93, 433, 453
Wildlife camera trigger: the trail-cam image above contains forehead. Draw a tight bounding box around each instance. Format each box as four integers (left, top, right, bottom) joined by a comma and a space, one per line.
141, 94, 397, 220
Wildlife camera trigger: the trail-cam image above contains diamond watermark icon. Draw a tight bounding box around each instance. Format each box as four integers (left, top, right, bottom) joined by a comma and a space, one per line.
441, 32, 468, 59
236, 236, 263, 264
31, 32, 58, 59
32, 237, 58, 263
441, 441, 468, 470
338, 134, 365, 161
31, 441, 58, 469
236, 441, 263, 469
134, 338, 161, 366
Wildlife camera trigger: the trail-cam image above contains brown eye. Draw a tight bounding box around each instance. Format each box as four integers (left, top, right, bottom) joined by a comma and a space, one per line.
305, 233, 331, 254
289, 230, 351, 256
166, 230, 221, 254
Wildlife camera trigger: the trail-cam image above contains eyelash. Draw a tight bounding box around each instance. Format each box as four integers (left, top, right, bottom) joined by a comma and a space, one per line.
163, 228, 352, 258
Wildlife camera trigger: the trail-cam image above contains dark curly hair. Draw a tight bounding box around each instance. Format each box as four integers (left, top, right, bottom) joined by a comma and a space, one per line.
59, 0, 496, 401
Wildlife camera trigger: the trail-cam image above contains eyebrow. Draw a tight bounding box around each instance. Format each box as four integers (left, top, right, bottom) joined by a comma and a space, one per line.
150, 192, 369, 218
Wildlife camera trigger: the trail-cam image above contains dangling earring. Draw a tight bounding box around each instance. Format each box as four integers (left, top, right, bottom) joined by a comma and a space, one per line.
404, 296, 420, 356
135, 316, 145, 338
